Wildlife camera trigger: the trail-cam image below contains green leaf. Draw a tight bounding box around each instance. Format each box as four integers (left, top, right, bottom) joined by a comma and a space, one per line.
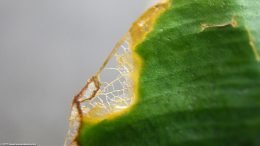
66, 0, 260, 146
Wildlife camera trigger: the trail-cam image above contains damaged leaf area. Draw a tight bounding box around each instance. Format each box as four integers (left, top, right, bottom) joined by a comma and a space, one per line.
200, 17, 238, 31
64, 35, 134, 146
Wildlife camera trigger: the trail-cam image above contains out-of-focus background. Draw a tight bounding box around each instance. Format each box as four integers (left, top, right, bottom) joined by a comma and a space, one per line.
0, 0, 157, 145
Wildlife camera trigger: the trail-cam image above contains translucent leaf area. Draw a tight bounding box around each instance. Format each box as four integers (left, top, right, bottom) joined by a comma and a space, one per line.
64, 34, 134, 146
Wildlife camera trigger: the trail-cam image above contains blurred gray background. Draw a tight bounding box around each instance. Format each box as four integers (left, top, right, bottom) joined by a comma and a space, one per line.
0, 0, 157, 145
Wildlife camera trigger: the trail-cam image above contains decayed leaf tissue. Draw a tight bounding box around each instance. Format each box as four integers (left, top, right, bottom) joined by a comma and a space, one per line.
64, 34, 135, 146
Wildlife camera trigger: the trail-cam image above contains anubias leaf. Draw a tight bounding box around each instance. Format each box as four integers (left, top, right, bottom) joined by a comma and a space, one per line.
65, 0, 260, 146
